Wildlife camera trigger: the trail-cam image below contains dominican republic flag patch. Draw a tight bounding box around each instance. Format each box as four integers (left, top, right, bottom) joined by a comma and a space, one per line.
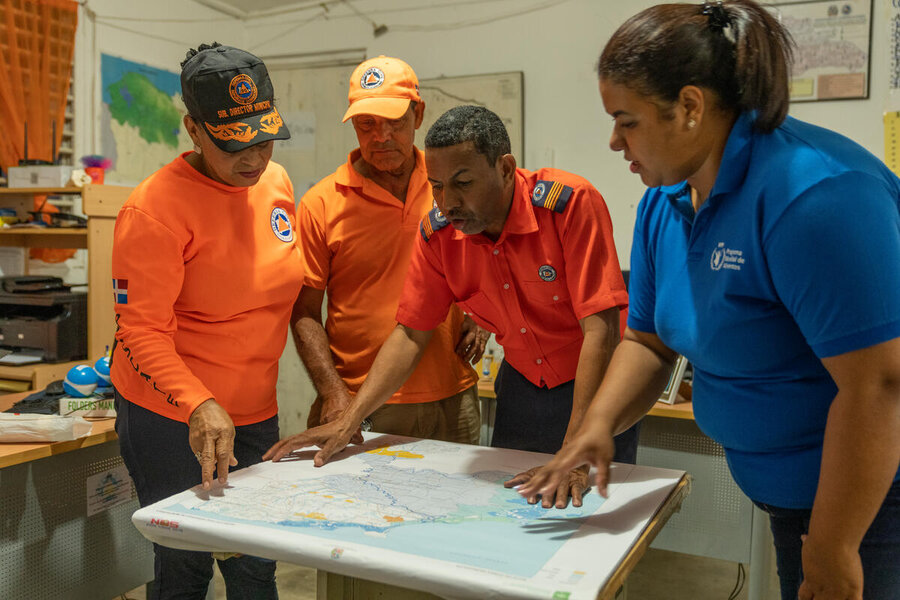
112, 278, 128, 304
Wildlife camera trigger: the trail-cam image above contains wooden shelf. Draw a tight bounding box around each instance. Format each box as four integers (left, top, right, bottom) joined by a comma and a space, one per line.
0, 227, 86, 248
647, 401, 694, 420
0, 227, 85, 235
0, 360, 82, 384
0, 187, 83, 197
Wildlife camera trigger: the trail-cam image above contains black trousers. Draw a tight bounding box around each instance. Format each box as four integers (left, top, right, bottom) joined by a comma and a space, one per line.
114, 391, 280, 600
491, 359, 640, 462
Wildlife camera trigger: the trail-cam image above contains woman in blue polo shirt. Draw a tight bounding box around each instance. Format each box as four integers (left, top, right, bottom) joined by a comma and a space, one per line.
519, 1, 900, 599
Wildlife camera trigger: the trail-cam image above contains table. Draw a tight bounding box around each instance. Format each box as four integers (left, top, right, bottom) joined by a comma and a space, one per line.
317, 473, 690, 600
133, 434, 690, 600
0, 391, 153, 598
478, 381, 774, 600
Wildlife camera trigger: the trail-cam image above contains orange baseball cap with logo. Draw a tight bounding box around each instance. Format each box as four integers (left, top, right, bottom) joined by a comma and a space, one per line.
342, 56, 422, 123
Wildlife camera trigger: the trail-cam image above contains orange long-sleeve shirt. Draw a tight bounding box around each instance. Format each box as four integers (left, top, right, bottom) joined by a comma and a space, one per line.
110, 153, 303, 425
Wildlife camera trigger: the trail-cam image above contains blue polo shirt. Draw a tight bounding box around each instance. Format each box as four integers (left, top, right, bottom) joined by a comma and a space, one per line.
628, 111, 900, 508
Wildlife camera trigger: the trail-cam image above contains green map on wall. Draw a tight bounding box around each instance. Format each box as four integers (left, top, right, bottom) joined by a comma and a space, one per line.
101, 54, 190, 184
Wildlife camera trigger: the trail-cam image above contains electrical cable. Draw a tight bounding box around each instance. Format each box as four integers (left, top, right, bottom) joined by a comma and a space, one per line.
727, 563, 746, 600
246, 0, 570, 31
247, 12, 329, 52
90, 15, 235, 23
386, 0, 571, 32
92, 19, 201, 47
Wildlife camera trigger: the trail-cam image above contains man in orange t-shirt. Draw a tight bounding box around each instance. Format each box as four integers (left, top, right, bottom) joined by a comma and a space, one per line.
294, 56, 481, 443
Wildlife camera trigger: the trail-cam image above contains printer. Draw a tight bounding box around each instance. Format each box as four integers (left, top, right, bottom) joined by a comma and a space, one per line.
0, 276, 87, 362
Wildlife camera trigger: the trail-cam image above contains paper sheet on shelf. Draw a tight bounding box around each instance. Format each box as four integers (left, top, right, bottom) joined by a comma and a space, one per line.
0, 353, 43, 365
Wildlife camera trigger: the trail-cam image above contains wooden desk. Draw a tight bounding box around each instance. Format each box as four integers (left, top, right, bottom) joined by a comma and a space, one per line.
477, 379, 695, 421
0, 391, 153, 599
0, 391, 118, 468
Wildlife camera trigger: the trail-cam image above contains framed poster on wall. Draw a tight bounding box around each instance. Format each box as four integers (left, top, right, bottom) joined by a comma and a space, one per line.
769, 0, 873, 101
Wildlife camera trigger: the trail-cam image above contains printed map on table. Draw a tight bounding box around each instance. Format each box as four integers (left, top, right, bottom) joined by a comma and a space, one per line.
134, 434, 685, 600
160, 437, 602, 578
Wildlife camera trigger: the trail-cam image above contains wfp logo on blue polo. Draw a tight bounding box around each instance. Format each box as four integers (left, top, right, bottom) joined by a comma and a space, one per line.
710, 242, 745, 271
270, 207, 293, 242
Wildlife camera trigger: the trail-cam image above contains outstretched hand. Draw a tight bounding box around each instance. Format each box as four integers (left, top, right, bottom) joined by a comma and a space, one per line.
515, 428, 616, 501
189, 399, 238, 490
505, 464, 590, 508
262, 418, 362, 467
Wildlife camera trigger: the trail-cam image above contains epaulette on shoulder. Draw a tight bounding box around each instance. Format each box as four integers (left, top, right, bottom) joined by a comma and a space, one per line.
420, 206, 451, 242
531, 180, 574, 213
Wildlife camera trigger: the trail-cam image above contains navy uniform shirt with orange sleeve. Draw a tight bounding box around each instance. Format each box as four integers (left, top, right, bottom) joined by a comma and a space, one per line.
396, 168, 628, 388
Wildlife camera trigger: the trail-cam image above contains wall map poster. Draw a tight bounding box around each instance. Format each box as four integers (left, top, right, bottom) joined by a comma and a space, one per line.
101, 54, 191, 184
770, 0, 872, 101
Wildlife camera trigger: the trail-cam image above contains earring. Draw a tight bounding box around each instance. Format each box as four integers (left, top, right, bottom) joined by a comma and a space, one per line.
193, 144, 202, 155
687, 119, 696, 129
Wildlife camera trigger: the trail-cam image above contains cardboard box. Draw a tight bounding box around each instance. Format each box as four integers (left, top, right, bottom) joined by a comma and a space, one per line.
59, 396, 116, 418
7, 165, 73, 188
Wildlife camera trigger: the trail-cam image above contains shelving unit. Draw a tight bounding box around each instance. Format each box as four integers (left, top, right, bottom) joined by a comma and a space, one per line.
0, 185, 131, 390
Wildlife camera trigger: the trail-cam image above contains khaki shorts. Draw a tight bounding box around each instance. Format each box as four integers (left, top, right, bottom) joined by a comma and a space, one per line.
367, 386, 481, 445
307, 387, 481, 445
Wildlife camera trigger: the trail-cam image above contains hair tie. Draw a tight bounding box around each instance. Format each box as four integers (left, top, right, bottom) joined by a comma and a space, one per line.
701, 0, 731, 31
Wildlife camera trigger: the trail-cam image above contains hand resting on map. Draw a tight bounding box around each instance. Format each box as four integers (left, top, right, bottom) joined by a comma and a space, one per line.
504, 464, 590, 509
263, 414, 363, 467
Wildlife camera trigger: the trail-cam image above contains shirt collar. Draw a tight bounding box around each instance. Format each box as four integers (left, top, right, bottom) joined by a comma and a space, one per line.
664, 182, 695, 223
450, 169, 538, 244
709, 110, 755, 199
663, 110, 757, 220
334, 147, 429, 197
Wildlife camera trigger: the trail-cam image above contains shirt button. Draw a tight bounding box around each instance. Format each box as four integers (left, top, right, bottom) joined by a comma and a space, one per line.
492, 249, 500, 255
520, 327, 526, 334
552, 295, 559, 301
536, 359, 543, 365
503, 283, 510, 290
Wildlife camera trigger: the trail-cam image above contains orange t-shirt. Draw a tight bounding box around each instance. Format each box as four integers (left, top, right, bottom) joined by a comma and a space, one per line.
110, 154, 304, 425
299, 148, 477, 403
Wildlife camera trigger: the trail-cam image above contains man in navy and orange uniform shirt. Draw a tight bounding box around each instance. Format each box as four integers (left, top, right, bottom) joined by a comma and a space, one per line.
266, 105, 636, 509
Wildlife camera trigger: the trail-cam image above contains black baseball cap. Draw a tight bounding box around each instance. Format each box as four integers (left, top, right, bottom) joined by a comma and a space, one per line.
181, 45, 291, 152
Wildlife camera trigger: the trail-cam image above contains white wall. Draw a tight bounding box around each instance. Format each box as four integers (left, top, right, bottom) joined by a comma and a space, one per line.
246, 0, 892, 266
76, 0, 891, 430
77, 0, 892, 262
73, 0, 246, 163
